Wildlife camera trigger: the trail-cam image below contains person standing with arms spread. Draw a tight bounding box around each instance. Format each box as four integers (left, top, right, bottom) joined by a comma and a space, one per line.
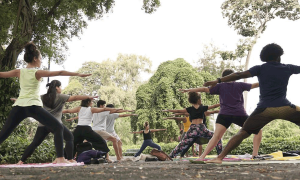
0, 42, 91, 164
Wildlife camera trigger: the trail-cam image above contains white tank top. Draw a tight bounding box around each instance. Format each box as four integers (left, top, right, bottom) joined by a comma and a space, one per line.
78, 107, 93, 126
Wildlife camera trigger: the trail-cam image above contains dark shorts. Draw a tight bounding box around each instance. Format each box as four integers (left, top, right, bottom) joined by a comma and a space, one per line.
242, 105, 300, 135
216, 114, 248, 129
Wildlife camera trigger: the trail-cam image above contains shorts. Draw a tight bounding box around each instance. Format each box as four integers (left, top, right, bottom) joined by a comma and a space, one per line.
216, 114, 248, 129
109, 131, 121, 142
242, 105, 300, 135
94, 130, 113, 140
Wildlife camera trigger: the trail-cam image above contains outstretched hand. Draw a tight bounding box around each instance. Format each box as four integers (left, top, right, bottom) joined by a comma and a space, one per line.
178, 89, 189, 93
66, 118, 74, 122
203, 80, 218, 88
78, 73, 92, 77
162, 109, 169, 112
89, 96, 98, 99
10, 98, 17, 102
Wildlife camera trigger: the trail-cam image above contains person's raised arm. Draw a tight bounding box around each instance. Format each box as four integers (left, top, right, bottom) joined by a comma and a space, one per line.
35, 70, 91, 80
162, 109, 187, 113
130, 130, 143, 134
66, 116, 78, 122
62, 107, 81, 114
251, 83, 259, 89
114, 109, 134, 113
208, 104, 220, 110
179, 87, 210, 93
0, 69, 19, 78
91, 107, 122, 114
151, 129, 167, 132
172, 112, 189, 116
118, 114, 138, 118
67, 95, 98, 102
204, 71, 252, 88
205, 110, 220, 116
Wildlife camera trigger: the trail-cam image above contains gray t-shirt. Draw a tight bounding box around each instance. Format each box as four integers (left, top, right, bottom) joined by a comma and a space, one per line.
39, 93, 70, 126
92, 111, 110, 131
106, 113, 119, 133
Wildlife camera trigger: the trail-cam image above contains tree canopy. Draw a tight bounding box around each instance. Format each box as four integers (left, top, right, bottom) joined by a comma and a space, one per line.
131, 58, 219, 143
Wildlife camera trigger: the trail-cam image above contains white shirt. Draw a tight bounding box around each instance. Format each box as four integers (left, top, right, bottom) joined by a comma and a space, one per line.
92, 111, 110, 131
77, 107, 93, 126
106, 113, 119, 133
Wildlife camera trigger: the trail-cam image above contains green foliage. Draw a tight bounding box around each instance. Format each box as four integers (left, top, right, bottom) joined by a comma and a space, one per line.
62, 54, 152, 144
132, 58, 219, 143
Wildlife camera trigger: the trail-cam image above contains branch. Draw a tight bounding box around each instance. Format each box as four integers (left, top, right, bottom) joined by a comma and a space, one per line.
34, 0, 63, 22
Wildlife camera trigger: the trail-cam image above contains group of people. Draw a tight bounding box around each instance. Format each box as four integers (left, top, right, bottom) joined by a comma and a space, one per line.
0, 42, 299, 164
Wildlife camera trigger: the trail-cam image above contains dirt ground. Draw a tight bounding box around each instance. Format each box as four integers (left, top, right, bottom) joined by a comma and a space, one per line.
0, 158, 299, 180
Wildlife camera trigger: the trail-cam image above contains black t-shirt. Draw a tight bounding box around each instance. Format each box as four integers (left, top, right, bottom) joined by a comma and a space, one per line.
143, 130, 152, 140
186, 105, 208, 122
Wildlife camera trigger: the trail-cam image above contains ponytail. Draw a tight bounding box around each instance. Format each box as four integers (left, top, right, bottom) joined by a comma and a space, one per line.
41, 80, 61, 108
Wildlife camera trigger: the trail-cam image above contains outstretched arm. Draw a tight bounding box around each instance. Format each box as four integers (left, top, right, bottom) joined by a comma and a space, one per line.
204, 71, 252, 87
118, 114, 138, 118
0, 69, 19, 78
130, 130, 143, 134
62, 107, 81, 114
36, 70, 91, 80
115, 110, 135, 113
67, 95, 98, 102
208, 104, 220, 110
66, 116, 78, 122
205, 110, 220, 116
91, 107, 122, 114
179, 87, 210, 93
251, 83, 259, 89
162, 109, 187, 113
151, 129, 167, 132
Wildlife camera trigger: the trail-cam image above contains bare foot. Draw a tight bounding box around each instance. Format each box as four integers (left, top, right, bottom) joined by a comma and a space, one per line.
53, 157, 70, 164
17, 161, 23, 165
205, 158, 222, 164
106, 159, 113, 163
68, 159, 77, 163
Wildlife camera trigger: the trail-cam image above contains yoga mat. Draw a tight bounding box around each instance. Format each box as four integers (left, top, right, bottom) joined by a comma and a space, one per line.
0, 162, 84, 168
221, 160, 300, 165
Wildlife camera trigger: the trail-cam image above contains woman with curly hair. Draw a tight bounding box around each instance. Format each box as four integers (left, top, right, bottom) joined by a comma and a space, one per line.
164, 92, 222, 159
205, 43, 300, 164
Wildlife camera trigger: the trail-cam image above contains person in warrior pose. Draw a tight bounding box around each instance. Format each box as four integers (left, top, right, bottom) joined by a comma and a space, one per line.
204, 43, 300, 164
131, 121, 166, 158
14, 80, 97, 164
164, 110, 219, 156
63, 99, 120, 161
105, 104, 138, 160
0, 42, 90, 163
179, 69, 262, 161
164, 92, 222, 159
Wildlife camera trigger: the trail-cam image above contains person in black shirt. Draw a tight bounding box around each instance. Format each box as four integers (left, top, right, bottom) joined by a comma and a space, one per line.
131, 121, 166, 157
163, 92, 222, 159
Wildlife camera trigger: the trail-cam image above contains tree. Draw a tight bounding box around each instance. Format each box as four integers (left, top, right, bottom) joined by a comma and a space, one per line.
197, 42, 244, 77
221, 0, 300, 107
62, 53, 152, 143
131, 58, 219, 143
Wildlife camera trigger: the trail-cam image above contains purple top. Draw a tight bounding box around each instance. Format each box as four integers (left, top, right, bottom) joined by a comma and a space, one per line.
209, 82, 252, 116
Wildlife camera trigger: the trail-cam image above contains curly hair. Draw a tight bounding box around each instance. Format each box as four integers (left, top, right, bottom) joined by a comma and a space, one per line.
260, 43, 284, 62
222, 69, 234, 77
24, 42, 40, 63
188, 92, 201, 104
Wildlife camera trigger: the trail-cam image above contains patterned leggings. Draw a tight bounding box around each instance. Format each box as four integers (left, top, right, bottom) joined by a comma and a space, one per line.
169, 124, 222, 158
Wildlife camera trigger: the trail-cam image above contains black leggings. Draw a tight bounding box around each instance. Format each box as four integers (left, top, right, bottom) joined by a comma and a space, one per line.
73, 126, 110, 157
21, 125, 73, 162
0, 106, 64, 158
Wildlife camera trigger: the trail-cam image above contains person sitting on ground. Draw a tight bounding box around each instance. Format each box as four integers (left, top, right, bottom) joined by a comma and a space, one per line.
204, 43, 300, 164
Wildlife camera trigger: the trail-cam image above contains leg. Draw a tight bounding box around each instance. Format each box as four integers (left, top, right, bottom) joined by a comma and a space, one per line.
0, 107, 27, 144
198, 145, 202, 157
118, 140, 123, 159
72, 127, 85, 158
28, 106, 66, 163
83, 128, 110, 153
62, 126, 74, 161
134, 140, 149, 157
252, 129, 262, 157
19, 126, 50, 164
107, 136, 121, 160
147, 140, 161, 150
198, 123, 227, 160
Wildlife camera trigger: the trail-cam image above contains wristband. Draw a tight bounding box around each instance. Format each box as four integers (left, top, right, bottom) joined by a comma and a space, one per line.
217, 78, 221, 83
